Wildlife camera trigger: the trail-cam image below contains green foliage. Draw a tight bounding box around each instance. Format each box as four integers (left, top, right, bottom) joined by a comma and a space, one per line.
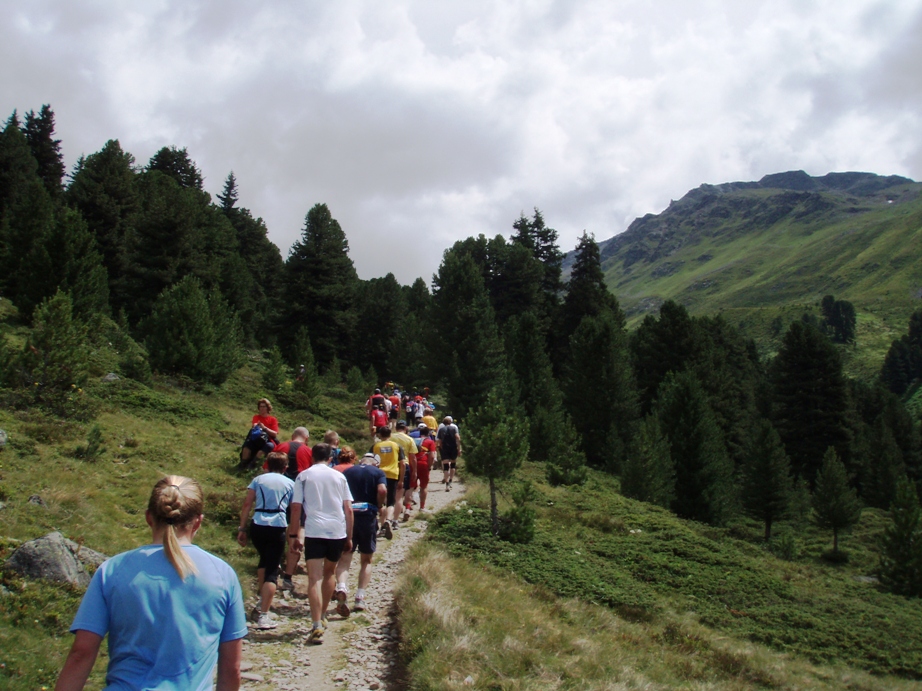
656, 370, 735, 525
291, 326, 320, 398
498, 480, 537, 543
75, 424, 106, 461
621, 413, 675, 508
878, 477, 922, 597
563, 310, 638, 470
22, 104, 65, 198
466, 386, 530, 534
143, 276, 243, 385
147, 145, 203, 189
544, 412, 588, 487
812, 447, 863, 554
821, 294, 857, 343
880, 309, 922, 395
771, 321, 851, 486
261, 346, 287, 393
740, 419, 793, 541
344, 365, 365, 393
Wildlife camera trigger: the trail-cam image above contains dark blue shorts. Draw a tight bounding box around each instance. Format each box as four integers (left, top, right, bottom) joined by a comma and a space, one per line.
304, 537, 347, 563
352, 511, 378, 554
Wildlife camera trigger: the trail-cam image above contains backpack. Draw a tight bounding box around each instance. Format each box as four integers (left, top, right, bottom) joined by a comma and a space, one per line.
439, 425, 458, 456
246, 425, 269, 446
284, 442, 303, 481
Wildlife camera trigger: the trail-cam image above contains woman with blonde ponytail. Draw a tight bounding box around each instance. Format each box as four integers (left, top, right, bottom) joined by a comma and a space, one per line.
55, 476, 247, 691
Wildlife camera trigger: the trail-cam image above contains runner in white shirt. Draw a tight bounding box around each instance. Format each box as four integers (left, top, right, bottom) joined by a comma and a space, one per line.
289, 443, 353, 644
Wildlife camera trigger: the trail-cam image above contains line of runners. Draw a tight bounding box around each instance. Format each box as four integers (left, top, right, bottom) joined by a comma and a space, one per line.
237, 389, 461, 645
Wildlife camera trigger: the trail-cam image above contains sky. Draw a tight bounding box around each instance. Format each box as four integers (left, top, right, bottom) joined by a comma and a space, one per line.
2, 0, 921, 286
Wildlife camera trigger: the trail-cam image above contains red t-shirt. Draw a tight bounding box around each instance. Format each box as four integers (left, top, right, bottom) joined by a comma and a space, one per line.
266, 441, 312, 474
417, 437, 436, 465
251, 414, 279, 436
332, 462, 353, 474
371, 409, 388, 428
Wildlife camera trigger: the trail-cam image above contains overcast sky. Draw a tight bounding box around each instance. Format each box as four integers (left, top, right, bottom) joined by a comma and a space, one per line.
3, 0, 921, 285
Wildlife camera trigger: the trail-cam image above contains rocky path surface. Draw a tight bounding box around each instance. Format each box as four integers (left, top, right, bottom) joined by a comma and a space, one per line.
237, 479, 465, 691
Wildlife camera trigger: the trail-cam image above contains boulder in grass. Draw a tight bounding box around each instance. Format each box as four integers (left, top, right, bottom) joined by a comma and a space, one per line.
5, 531, 108, 586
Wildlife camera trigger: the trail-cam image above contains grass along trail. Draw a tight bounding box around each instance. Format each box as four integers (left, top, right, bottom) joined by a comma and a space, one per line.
238, 477, 466, 690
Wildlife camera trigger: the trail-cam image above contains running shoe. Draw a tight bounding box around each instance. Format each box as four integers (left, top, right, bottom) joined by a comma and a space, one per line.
308, 624, 324, 644
335, 589, 350, 618
250, 605, 261, 623
256, 612, 277, 629
446, 483, 451, 492
382, 521, 393, 540
353, 596, 366, 612
391, 520, 400, 530
279, 575, 294, 591
401, 511, 410, 522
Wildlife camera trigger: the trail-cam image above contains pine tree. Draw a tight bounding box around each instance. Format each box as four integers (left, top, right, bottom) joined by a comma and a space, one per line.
562, 311, 638, 470
22, 105, 65, 198
878, 477, 922, 597
147, 146, 204, 189
465, 386, 531, 536
143, 277, 242, 385
65, 139, 139, 315
621, 413, 675, 508
430, 249, 506, 418
812, 447, 863, 555
740, 419, 794, 541
262, 346, 287, 393
352, 274, 406, 377
771, 321, 852, 487
544, 412, 588, 487
281, 203, 359, 366
656, 370, 735, 525
216, 171, 239, 212
511, 208, 563, 333
292, 326, 320, 399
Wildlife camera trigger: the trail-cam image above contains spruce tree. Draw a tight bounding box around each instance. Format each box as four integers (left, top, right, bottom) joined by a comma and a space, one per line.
292, 327, 320, 399
771, 321, 852, 487
511, 208, 563, 333
65, 139, 139, 315
544, 412, 588, 487
147, 146, 204, 189
812, 447, 863, 555
262, 346, 287, 393
656, 370, 735, 525
740, 419, 794, 541
22, 105, 65, 198
216, 171, 239, 212
621, 413, 675, 508
281, 203, 359, 366
430, 249, 505, 418
878, 477, 922, 597
562, 311, 638, 470
465, 386, 531, 536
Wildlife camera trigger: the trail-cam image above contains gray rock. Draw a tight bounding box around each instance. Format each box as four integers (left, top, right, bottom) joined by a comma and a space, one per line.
0, 501, 6, 511
27, 494, 46, 507
102, 372, 120, 382
5, 531, 108, 586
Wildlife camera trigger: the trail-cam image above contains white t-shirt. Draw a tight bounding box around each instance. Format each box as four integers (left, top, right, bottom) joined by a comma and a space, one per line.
293, 463, 354, 539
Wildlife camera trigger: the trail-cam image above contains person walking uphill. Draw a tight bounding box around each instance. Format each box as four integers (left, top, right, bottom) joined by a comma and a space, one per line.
238, 452, 294, 629
371, 426, 406, 539
55, 475, 247, 691
289, 444, 354, 644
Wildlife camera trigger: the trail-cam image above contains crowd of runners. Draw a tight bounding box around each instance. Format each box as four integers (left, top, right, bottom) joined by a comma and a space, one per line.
55, 386, 462, 690
235, 387, 461, 645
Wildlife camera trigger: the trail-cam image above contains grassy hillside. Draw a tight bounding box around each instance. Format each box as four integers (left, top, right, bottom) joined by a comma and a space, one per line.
581, 172, 922, 378
0, 365, 370, 690
402, 464, 922, 688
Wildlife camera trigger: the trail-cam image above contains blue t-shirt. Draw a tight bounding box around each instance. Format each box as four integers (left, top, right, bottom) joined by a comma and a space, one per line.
343, 464, 387, 512
248, 472, 295, 528
70, 544, 247, 691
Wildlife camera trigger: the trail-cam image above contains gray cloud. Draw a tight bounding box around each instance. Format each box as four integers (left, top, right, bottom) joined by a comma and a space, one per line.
2, 0, 920, 285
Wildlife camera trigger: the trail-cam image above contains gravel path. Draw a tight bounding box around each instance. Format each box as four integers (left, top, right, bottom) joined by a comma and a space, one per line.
237, 479, 466, 690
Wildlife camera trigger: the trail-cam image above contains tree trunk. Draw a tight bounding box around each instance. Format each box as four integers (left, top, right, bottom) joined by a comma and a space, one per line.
490, 476, 499, 536
833, 527, 839, 554
764, 518, 772, 542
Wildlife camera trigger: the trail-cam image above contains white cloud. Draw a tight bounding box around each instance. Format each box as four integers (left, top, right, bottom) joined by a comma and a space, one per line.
1, 0, 920, 284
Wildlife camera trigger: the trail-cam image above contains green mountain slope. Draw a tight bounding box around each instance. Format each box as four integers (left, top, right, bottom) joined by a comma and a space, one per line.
584, 171, 922, 376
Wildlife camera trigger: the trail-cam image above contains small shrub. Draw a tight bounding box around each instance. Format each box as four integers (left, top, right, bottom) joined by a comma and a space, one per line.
74, 425, 105, 462
344, 366, 365, 393
770, 531, 799, 561
499, 481, 537, 544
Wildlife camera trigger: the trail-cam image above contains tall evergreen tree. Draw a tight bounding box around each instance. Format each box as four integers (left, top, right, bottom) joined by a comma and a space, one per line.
147, 146, 204, 189
216, 171, 239, 212
740, 419, 793, 541
821, 295, 857, 344
280, 203, 359, 366
878, 476, 922, 597
771, 321, 852, 487
621, 413, 675, 508
430, 249, 506, 418
22, 105, 65, 198
880, 309, 922, 395
812, 447, 863, 555
291, 326, 320, 399
65, 139, 139, 315
562, 311, 638, 469
630, 300, 699, 414
656, 370, 735, 525
555, 232, 623, 369
352, 274, 406, 377
511, 209, 563, 332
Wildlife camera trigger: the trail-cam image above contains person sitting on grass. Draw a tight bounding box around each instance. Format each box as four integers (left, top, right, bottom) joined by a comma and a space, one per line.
55, 475, 247, 691
239, 398, 280, 470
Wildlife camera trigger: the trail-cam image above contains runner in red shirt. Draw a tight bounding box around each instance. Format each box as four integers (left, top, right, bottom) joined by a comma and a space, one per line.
240, 398, 279, 469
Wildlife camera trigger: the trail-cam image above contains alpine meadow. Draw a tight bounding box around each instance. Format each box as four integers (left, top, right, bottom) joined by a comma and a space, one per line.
3, 106, 922, 690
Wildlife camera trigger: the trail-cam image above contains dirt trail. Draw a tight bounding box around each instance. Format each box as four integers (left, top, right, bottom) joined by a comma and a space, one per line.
238, 479, 466, 690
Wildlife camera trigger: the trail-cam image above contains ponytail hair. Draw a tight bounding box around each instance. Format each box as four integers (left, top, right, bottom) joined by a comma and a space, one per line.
147, 475, 204, 580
